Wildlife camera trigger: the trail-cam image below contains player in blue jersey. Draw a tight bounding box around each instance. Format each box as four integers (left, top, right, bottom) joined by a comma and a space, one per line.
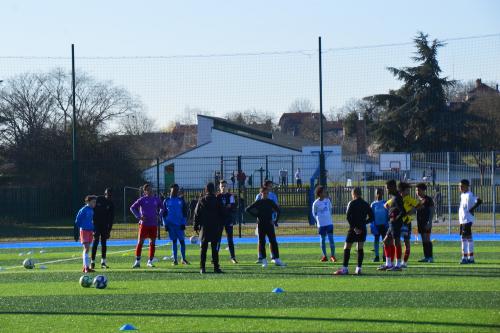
74, 195, 97, 273
370, 188, 389, 262
163, 184, 189, 265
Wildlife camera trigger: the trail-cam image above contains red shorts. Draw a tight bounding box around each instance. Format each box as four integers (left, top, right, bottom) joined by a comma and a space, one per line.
138, 224, 157, 240
80, 230, 93, 244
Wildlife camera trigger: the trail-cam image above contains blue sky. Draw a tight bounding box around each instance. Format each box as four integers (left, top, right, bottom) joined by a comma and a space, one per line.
1, 0, 499, 126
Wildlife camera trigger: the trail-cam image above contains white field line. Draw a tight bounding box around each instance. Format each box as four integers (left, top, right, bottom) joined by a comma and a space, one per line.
1, 244, 168, 271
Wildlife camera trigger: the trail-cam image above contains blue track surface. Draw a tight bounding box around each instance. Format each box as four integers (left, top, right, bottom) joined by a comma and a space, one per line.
1, 234, 499, 249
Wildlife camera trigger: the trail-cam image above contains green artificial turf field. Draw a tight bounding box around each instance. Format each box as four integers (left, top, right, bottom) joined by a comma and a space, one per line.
0, 241, 499, 332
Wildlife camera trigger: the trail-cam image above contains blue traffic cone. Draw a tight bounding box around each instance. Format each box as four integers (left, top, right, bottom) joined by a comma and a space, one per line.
119, 324, 137, 331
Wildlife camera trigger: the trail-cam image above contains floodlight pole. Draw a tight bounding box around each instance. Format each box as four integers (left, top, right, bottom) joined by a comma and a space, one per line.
318, 36, 326, 187
71, 44, 79, 215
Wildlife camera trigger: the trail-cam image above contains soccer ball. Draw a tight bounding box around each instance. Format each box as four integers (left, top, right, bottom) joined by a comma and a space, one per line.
23, 258, 35, 269
93, 275, 108, 289
79, 275, 93, 288
189, 235, 199, 244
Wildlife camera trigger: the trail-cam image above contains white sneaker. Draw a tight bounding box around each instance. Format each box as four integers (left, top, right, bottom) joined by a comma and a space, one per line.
147, 260, 155, 268
132, 260, 140, 268
255, 258, 262, 264
271, 259, 276, 264
274, 258, 286, 267
261, 259, 268, 268
355, 267, 362, 275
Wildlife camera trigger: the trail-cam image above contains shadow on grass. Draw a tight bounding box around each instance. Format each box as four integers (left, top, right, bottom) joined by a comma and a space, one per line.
0, 311, 498, 329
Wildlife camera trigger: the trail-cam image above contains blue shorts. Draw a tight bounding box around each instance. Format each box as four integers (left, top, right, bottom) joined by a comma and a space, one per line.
318, 224, 334, 236
166, 225, 185, 241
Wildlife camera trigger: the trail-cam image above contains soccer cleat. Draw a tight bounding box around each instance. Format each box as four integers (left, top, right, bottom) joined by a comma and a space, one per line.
132, 261, 140, 269
401, 262, 408, 268
231, 258, 238, 264
333, 268, 348, 275
388, 265, 402, 271
427, 257, 434, 263
255, 258, 263, 264
320, 256, 328, 262
200, 268, 206, 275
354, 267, 362, 275
274, 258, 286, 267
460, 258, 468, 265
330, 256, 337, 263
147, 260, 155, 268
181, 259, 190, 265
468, 258, 475, 264
261, 259, 268, 268
172, 261, 178, 266
90, 263, 95, 270
377, 264, 392, 271
214, 268, 224, 274
418, 258, 428, 263
101, 263, 109, 269
373, 256, 380, 262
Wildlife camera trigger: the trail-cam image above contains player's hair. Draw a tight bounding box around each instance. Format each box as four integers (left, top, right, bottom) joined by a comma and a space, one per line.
205, 182, 215, 194
104, 187, 113, 194
142, 183, 151, 191
352, 187, 362, 197
220, 180, 227, 185
416, 183, 427, 191
375, 188, 384, 195
264, 180, 273, 187
315, 185, 324, 198
84, 195, 97, 203
170, 183, 179, 189
460, 179, 470, 186
386, 179, 397, 189
397, 182, 411, 192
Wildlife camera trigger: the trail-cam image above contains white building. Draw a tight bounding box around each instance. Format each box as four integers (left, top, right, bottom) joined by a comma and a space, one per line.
144, 115, 341, 190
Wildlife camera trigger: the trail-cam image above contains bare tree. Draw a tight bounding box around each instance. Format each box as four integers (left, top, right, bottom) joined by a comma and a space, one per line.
288, 98, 314, 113
118, 109, 156, 135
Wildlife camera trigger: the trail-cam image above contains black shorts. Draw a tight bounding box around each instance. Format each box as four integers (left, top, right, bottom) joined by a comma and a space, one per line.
417, 221, 432, 234
387, 221, 402, 239
93, 226, 110, 240
460, 222, 473, 238
401, 223, 412, 240
346, 228, 367, 243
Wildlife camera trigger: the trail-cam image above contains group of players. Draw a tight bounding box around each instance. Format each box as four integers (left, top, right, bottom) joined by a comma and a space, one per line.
74, 178, 482, 275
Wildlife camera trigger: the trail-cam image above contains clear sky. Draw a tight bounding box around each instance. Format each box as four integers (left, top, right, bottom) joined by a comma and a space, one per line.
1, 0, 500, 127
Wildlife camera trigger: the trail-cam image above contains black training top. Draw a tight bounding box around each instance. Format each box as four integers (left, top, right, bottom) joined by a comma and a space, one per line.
416, 195, 434, 225
346, 197, 374, 229
93, 195, 114, 228
245, 198, 280, 225
387, 193, 405, 224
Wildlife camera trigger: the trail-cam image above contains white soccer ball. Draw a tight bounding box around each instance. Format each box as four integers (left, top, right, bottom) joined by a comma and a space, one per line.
79, 275, 93, 288
23, 258, 35, 269
93, 275, 108, 289
189, 235, 199, 244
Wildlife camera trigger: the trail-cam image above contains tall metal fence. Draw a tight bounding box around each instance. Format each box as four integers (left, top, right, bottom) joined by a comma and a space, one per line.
0, 151, 497, 241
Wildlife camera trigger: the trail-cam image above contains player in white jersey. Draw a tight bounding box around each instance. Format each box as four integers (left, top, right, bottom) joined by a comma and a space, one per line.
312, 186, 336, 262
458, 179, 482, 264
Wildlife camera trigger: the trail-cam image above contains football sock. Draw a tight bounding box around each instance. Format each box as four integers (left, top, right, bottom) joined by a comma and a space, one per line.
101, 239, 107, 259
384, 245, 393, 266
422, 241, 428, 258
180, 239, 186, 260
467, 239, 474, 259
461, 239, 467, 259
91, 239, 99, 261
374, 238, 380, 257
149, 241, 155, 260
320, 235, 327, 257
357, 249, 364, 268
343, 248, 351, 268
101, 258, 106, 264
396, 244, 402, 261
327, 233, 335, 256
404, 247, 410, 262
172, 239, 178, 261
83, 253, 90, 268
135, 242, 143, 257
428, 241, 433, 258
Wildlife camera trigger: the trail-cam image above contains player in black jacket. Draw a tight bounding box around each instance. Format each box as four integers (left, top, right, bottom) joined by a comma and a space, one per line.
217, 180, 238, 263
416, 183, 435, 263
334, 187, 374, 275
91, 188, 114, 269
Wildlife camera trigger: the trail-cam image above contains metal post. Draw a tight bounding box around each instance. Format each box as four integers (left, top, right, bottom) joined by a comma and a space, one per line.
123, 188, 126, 224
220, 156, 224, 180
363, 154, 368, 198
156, 157, 161, 240
71, 44, 78, 216
447, 152, 452, 234
237, 156, 242, 238
318, 36, 326, 187
492, 151, 496, 233
265, 156, 269, 181
291, 155, 295, 188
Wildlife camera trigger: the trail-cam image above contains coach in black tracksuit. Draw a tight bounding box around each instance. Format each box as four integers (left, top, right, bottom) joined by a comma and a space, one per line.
194, 182, 225, 274
91, 187, 115, 269
335, 187, 374, 275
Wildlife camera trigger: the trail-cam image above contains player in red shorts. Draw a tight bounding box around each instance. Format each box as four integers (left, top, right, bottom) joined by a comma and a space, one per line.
74, 195, 97, 273
130, 183, 163, 268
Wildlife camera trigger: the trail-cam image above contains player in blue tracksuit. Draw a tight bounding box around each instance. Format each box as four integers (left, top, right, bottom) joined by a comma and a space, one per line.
163, 184, 189, 265
75, 195, 97, 273
370, 188, 389, 262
